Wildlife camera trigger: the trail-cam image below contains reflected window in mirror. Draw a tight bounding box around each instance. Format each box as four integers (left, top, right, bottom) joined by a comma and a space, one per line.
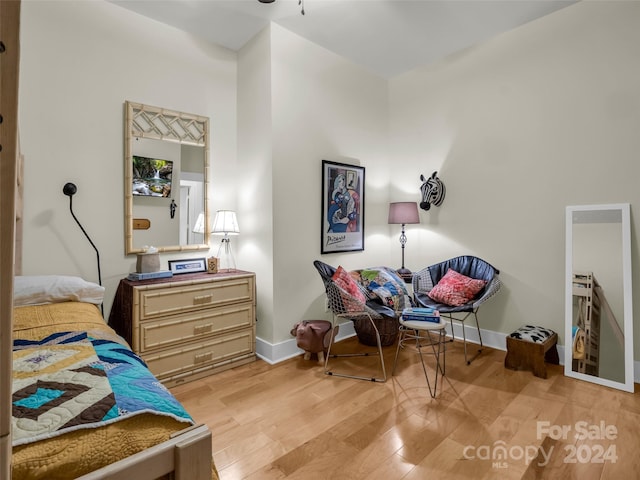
124, 101, 210, 254
565, 204, 633, 392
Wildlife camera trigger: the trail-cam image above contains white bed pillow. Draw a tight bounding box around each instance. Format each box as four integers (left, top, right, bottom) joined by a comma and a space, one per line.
14, 275, 105, 306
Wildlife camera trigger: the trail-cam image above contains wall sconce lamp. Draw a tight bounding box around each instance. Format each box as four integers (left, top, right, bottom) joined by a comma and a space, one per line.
212, 210, 239, 272
388, 201, 420, 283
62, 182, 103, 315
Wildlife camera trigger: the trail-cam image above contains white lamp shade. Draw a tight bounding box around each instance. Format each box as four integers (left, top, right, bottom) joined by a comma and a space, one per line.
192, 212, 206, 234
212, 210, 239, 235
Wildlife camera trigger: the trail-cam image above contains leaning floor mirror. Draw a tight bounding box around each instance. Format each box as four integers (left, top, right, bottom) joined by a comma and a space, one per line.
565, 203, 634, 392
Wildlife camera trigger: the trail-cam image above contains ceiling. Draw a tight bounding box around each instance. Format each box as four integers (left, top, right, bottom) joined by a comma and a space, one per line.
111, 0, 576, 79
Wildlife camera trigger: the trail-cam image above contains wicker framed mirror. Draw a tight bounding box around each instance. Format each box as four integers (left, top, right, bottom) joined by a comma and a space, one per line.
124, 101, 210, 254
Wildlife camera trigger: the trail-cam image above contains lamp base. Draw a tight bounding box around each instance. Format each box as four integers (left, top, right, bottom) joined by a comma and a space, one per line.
216, 236, 236, 273
396, 267, 413, 284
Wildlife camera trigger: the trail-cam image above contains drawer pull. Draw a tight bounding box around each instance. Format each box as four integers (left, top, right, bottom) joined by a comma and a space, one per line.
195, 352, 213, 364
193, 294, 213, 305
194, 323, 213, 335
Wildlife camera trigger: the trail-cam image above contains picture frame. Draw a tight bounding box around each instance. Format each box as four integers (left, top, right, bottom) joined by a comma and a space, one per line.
132, 155, 173, 198
168, 257, 207, 275
321, 160, 365, 254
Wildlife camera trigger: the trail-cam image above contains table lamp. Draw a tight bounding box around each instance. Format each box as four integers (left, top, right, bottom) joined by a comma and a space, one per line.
212, 210, 239, 272
388, 202, 420, 282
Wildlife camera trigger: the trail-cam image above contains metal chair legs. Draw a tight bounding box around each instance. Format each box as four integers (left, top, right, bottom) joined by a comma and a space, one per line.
392, 324, 446, 398
324, 313, 387, 382
445, 310, 483, 365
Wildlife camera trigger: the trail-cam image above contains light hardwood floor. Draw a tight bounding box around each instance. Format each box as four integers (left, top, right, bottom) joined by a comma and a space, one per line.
171, 336, 640, 480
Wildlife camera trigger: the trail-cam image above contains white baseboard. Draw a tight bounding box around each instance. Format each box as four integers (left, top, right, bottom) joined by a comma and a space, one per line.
256, 321, 356, 365
257, 321, 640, 383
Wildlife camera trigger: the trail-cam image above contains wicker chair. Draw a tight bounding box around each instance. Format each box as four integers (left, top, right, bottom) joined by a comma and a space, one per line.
313, 260, 400, 382
412, 255, 502, 365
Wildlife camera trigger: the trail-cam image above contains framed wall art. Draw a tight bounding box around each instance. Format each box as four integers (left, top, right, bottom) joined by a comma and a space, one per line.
321, 160, 365, 254
168, 258, 207, 274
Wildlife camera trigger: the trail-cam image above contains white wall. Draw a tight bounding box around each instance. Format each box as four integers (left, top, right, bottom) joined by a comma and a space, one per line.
18, 1, 238, 315
238, 25, 390, 348
237, 27, 275, 344
269, 25, 390, 345
389, 1, 640, 355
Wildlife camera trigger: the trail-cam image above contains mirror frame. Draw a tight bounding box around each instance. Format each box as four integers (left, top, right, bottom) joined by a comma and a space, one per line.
124, 101, 210, 254
564, 203, 634, 392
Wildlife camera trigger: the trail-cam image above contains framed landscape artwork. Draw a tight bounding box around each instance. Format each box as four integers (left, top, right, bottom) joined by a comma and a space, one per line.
132, 155, 173, 197
321, 160, 365, 254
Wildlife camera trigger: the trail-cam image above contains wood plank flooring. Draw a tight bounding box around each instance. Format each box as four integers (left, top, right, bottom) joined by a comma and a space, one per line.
171, 336, 640, 480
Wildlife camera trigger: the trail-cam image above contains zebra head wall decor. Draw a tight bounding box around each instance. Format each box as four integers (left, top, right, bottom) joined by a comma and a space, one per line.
419, 171, 446, 211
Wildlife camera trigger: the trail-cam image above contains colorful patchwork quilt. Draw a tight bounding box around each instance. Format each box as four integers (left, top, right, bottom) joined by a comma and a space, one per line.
12, 331, 193, 447
358, 266, 414, 312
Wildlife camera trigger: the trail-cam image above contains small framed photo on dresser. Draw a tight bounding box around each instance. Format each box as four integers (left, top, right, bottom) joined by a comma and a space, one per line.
168, 258, 207, 275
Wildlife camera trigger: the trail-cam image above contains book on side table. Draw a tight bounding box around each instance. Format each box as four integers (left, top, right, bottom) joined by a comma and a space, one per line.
402, 307, 441, 323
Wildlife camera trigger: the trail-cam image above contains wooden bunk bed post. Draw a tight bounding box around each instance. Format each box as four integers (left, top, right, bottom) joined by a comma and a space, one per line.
572, 271, 601, 376
1, 1, 21, 478
573, 271, 626, 377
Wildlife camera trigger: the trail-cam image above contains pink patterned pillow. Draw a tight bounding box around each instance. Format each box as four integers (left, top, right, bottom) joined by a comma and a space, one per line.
427, 268, 486, 307
332, 266, 366, 311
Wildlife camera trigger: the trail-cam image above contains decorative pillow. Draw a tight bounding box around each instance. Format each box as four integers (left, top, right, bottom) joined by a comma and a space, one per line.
14, 275, 105, 306
427, 269, 486, 307
331, 266, 367, 311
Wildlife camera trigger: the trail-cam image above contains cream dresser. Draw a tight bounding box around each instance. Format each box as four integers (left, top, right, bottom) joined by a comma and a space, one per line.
109, 270, 256, 387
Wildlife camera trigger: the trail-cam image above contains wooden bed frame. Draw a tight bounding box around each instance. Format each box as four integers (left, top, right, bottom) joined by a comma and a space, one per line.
0, 3, 215, 478
77, 424, 213, 480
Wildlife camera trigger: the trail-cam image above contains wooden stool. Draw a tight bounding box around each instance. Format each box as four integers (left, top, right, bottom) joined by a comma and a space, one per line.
504, 325, 559, 379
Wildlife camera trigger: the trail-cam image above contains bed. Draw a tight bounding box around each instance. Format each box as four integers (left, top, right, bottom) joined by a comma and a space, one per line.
10, 275, 218, 480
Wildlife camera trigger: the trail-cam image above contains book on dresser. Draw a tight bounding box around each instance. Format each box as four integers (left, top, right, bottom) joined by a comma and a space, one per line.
108, 270, 257, 387
127, 270, 173, 281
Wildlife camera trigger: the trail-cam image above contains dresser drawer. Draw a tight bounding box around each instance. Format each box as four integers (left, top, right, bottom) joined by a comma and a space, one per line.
144, 329, 255, 380
137, 276, 254, 320
139, 303, 254, 353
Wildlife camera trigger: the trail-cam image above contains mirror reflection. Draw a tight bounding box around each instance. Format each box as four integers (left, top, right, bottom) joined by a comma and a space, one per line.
124, 101, 210, 254
565, 204, 633, 392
